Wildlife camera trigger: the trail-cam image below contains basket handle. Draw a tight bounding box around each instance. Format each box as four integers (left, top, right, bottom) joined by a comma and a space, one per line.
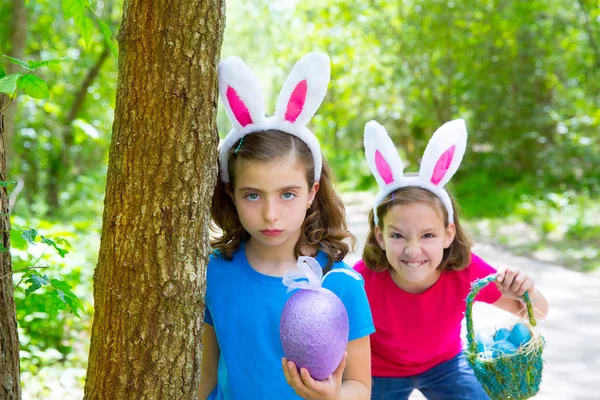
466, 273, 537, 355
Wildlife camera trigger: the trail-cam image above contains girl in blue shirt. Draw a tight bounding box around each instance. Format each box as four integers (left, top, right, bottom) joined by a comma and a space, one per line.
198, 53, 374, 400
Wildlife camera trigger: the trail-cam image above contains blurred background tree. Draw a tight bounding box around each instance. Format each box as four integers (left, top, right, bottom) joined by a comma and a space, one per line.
1, 0, 598, 396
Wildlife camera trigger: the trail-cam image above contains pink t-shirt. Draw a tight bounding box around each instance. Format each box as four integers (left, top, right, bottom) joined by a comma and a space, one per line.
354, 253, 502, 377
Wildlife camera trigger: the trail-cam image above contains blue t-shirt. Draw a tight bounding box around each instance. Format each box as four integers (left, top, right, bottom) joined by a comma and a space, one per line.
204, 242, 375, 399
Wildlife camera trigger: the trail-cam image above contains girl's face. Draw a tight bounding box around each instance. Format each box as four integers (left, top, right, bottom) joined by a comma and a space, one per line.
230, 155, 318, 251
375, 202, 456, 293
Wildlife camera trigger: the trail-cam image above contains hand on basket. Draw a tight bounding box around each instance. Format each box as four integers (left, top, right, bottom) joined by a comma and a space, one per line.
495, 266, 534, 299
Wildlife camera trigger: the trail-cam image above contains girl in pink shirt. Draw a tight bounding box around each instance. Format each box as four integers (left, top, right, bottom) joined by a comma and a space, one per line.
354, 120, 549, 399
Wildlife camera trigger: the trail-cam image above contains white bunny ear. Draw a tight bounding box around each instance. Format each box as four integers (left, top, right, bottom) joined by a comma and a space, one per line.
218, 56, 266, 130
419, 119, 467, 187
364, 121, 405, 189
274, 52, 330, 127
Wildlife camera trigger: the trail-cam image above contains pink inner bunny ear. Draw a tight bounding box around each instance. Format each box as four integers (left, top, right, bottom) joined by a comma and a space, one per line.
375, 150, 395, 185
431, 145, 455, 185
226, 86, 253, 127
284, 80, 308, 123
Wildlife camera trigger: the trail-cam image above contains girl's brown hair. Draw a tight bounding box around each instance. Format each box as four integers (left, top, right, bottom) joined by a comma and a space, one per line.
211, 130, 355, 270
362, 186, 472, 272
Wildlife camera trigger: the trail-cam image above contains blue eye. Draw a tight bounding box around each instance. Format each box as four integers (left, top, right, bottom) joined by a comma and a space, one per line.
281, 192, 296, 200
391, 233, 404, 239
423, 233, 435, 238
245, 193, 260, 201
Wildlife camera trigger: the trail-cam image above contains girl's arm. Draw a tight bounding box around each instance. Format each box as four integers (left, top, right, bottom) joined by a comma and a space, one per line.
491, 266, 549, 319
198, 323, 220, 400
282, 335, 371, 400
340, 335, 371, 399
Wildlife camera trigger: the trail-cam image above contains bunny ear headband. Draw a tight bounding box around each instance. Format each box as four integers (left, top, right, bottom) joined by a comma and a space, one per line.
364, 119, 468, 225
218, 52, 330, 183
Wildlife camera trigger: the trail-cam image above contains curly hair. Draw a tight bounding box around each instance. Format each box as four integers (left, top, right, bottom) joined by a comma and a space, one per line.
211, 130, 355, 270
362, 186, 472, 272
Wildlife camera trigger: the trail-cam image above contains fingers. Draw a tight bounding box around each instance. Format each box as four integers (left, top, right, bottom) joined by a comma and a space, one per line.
282, 358, 303, 388
496, 267, 534, 297
300, 367, 318, 388
282, 358, 321, 398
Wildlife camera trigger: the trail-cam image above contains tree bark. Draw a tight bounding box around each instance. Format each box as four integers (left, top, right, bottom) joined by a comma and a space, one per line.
0, 95, 21, 400
83, 1, 224, 399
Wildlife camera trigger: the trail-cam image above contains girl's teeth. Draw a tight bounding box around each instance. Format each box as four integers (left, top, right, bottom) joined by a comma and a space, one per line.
405, 261, 423, 268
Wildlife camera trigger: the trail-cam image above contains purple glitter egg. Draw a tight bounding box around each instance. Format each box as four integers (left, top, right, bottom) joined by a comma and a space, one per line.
280, 288, 349, 380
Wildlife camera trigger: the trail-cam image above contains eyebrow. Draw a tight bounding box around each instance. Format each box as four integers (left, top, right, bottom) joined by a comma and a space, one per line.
387, 225, 438, 232
238, 185, 303, 193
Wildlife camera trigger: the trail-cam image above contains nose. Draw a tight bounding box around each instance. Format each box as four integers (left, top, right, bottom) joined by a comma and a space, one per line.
404, 242, 422, 259
263, 197, 279, 222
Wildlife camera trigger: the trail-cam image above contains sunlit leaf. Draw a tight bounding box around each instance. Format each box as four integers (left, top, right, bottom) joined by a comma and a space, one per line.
9, 228, 28, 250
2, 55, 31, 69
27, 57, 71, 70
0, 73, 21, 94
17, 74, 49, 99
41, 236, 69, 258
99, 20, 118, 58
21, 228, 38, 245
62, 0, 93, 47
24, 273, 51, 298
50, 279, 82, 317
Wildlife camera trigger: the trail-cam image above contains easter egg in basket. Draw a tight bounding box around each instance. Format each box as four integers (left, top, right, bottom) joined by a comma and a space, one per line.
508, 323, 532, 347
280, 256, 359, 380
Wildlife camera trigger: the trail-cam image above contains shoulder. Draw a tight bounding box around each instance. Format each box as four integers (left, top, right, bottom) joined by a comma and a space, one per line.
207, 248, 241, 281
208, 249, 229, 268
328, 260, 364, 283
465, 252, 497, 278
321, 259, 366, 295
352, 259, 378, 283
352, 259, 368, 274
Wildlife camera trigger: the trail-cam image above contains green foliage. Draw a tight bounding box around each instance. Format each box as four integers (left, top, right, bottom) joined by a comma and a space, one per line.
0, 73, 20, 94
0, 55, 71, 102
62, 0, 118, 56
10, 215, 97, 398
11, 223, 79, 317
0, 179, 15, 187
62, 0, 94, 48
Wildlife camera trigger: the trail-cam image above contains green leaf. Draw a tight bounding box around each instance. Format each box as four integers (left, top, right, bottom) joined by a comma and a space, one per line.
0, 180, 16, 187
99, 20, 119, 58
80, 17, 94, 49
62, 0, 93, 48
9, 228, 28, 250
50, 279, 82, 317
0, 244, 8, 252
0, 65, 5, 79
27, 57, 71, 70
17, 74, 49, 99
0, 74, 21, 95
55, 237, 72, 248
24, 273, 50, 298
62, 0, 90, 19
41, 236, 69, 258
21, 228, 38, 245
2, 55, 31, 70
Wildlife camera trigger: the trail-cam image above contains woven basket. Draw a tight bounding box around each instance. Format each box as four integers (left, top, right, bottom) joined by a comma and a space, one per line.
465, 273, 545, 400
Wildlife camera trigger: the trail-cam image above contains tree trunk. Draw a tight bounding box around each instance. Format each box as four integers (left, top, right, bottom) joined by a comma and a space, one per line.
0, 95, 21, 400
83, 1, 224, 399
